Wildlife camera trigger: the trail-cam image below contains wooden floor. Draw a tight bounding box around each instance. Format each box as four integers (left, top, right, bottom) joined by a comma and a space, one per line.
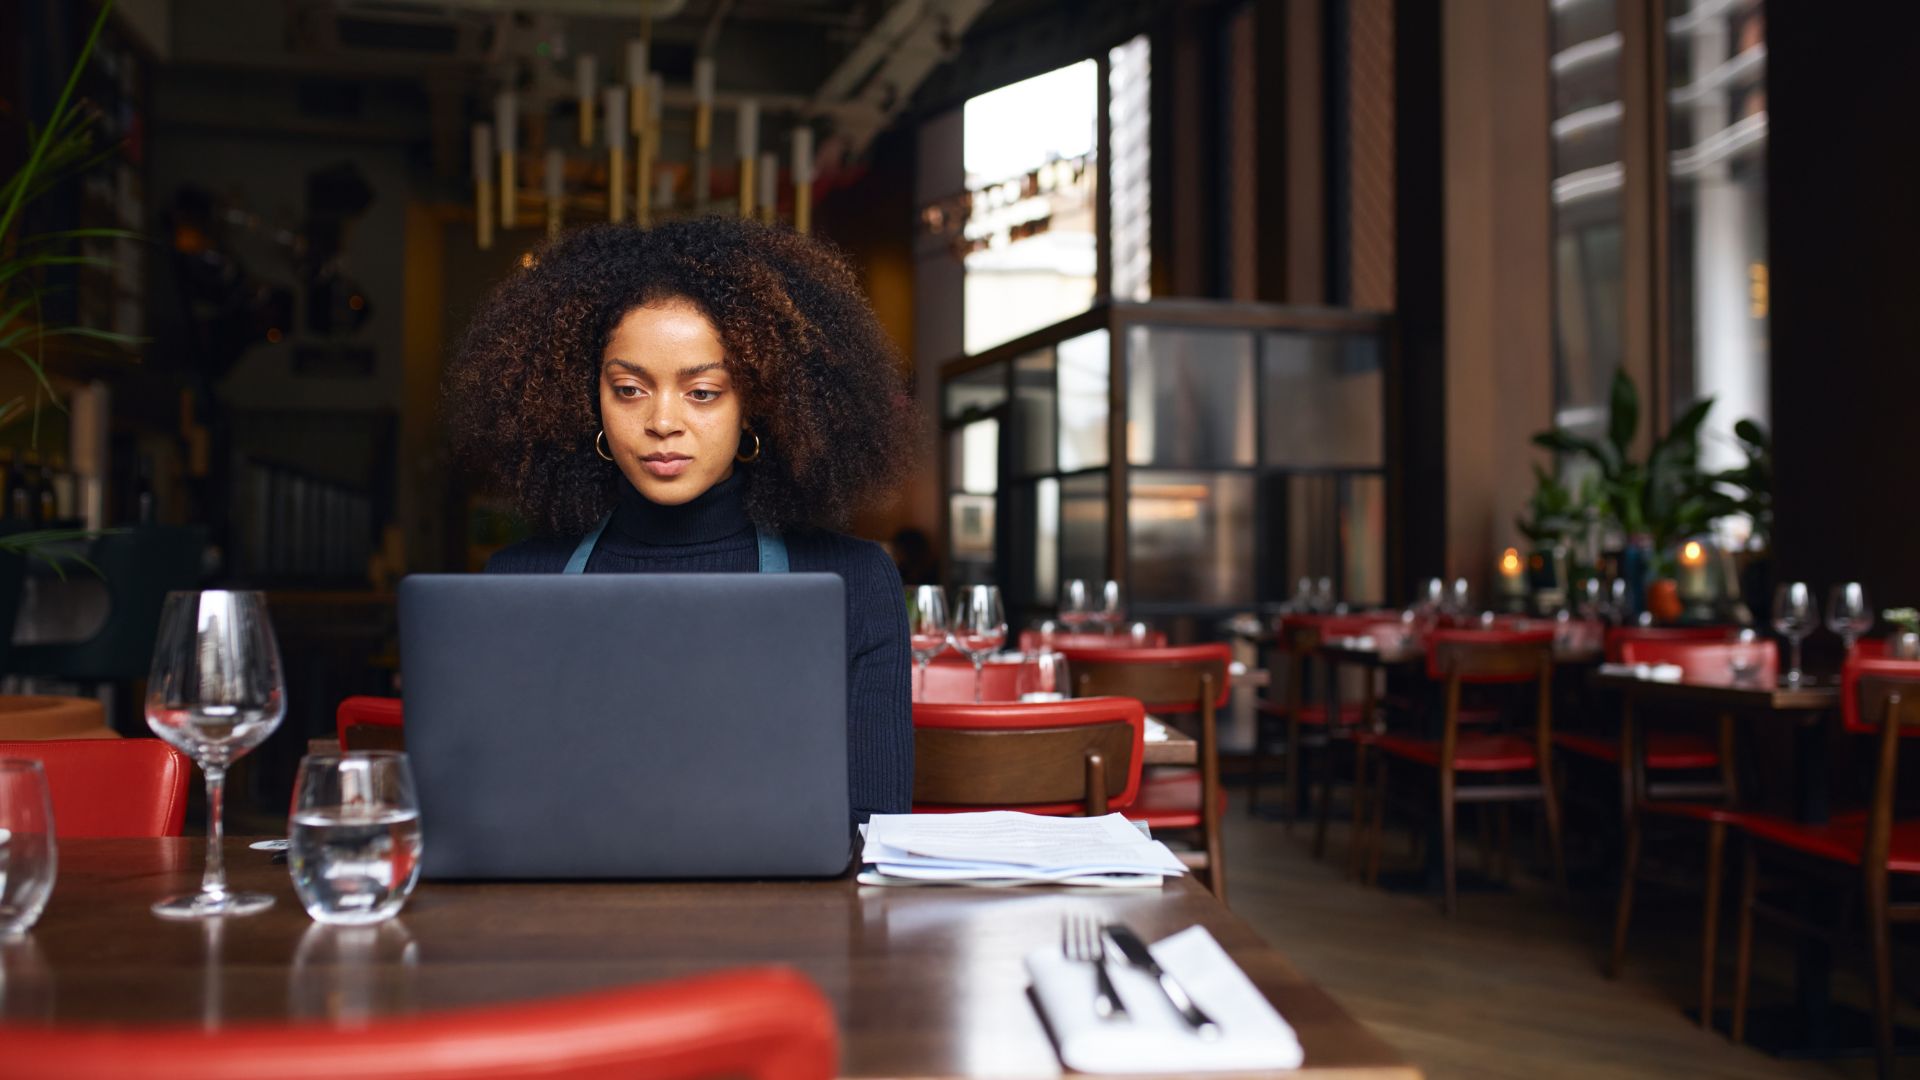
1220, 796, 1915, 1080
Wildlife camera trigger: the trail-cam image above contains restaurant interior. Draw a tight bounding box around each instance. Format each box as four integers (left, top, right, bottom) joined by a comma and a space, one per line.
1, 0, 1917, 1077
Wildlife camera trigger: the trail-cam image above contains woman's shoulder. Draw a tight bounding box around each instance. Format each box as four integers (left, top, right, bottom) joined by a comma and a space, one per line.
483, 536, 577, 574
785, 529, 903, 591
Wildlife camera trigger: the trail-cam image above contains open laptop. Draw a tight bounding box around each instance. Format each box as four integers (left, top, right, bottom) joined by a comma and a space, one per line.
398, 573, 850, 880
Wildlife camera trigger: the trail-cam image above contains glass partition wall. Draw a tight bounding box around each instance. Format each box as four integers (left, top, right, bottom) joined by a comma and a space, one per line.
941, 302, 1392, 636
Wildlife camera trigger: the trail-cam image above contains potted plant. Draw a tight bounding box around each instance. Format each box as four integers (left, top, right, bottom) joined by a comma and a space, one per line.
1885, 608, 1920, 660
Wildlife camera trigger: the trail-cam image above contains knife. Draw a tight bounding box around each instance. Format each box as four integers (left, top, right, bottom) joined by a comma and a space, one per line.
1102, 922, 1222, 1039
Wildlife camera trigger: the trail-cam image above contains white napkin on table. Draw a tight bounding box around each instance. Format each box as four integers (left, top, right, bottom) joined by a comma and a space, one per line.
1025, 925, 1304, 1073
1597, 661, 1685, 683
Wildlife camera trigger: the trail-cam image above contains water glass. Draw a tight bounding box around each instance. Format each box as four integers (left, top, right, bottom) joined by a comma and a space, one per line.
0, 761, 55, 936
1772, 582, 1818, 685
290, 751, 424, 926
952, 585, 1008, 703
147, 590, 286, 919
1059, 580, 1093, 633
1017, 650, 1073, 702
907, 585, 951, 701
1312, 576, 1336, 614
1825, 582, 1874, 652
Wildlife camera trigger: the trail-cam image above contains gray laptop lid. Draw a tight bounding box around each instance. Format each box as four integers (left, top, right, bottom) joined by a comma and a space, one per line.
399, 573, 849, 879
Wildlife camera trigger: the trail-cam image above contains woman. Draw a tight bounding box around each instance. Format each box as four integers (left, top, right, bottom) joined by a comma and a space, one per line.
446, 218, 920, 822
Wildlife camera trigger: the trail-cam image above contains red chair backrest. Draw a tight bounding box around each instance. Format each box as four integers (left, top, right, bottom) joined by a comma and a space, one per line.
1017, 629, 1168, 652
0, 739, 189, 838
1855, 638, 1889, 659
1278, 612, 1392, 644
1424, 628, 1554, 684
1603, 625, 1740, 663
1842, 655, 1920, 737
919, 655, 1026, 703
1057, 643, 1234, 712
337, 696, 406, 749
0, 965, 836, 1080
912, 697, 1146, 815
1619, 639, 1779, 685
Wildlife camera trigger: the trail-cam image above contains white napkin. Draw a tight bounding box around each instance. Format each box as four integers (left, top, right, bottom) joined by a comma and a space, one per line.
1026, 925, 1304, 1073
1597, 661, 1685, 683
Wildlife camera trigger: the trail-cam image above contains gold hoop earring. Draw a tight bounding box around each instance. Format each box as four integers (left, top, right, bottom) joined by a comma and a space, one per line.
736, 428, 762, 464
595, 430, 614, 462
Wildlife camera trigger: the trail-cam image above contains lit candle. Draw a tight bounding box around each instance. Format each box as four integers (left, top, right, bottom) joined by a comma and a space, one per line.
736, 99, 759, 217
603, 86, 627, 222
575, 54, 598, 146
494, 91, 518, 228
1679, 539, 1710, 598
1498, 547, 1526, 600
471, 122, 494, 249
544, 146, 563, 237
791, 123, 813, 234
758, 150, 777, 222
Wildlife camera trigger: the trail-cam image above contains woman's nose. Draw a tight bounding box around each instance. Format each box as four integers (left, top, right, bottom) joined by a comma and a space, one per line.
645, 398, 683, 437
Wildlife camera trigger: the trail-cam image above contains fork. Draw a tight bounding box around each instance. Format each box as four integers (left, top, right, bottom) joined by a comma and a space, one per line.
1061, 912, 1126, 1020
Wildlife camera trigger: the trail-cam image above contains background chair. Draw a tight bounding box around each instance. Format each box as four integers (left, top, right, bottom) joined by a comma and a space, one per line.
1367, 628, 1564, 914
1062, 643, 1232, 899
1017, 628, 1167, 652
1603, 624, 1741, 664
918, 655, 1026, 704
912, 697, 1145, 815
0, 965, 837, 1080
1730, 656, 1920, 1078
1250, 614, 1372, 826
0, 738, 190, 837
337, 694, 406, 751
1605, 640, 1773, 1025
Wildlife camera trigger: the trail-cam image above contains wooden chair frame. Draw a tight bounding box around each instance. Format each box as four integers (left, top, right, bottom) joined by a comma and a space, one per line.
911, 698, 1145, 816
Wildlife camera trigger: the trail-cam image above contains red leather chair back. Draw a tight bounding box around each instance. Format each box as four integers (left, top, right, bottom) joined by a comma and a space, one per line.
1016, 629, 1168, 652
1057, 643, 1234, 713
1424, 628, 1554, 685
0, 966, 837, 1080
1603, 624, 1740, 663
912, 697, 1146, 814
1843, 655, 1920, 737
337, 696, 406, 749
1278, 613, 1391, 644
919, 655, 1026, 703
1618, 639, 1779, 685
0, 738, 190, 838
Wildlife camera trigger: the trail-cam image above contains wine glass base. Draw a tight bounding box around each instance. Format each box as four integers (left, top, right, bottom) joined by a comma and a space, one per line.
151, 890, 275, 920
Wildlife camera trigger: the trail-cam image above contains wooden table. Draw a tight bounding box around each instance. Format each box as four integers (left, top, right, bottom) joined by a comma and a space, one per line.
1144, 720, 1197, 766
3, 838, 1418, 1079
1587, 668, 1859, 1057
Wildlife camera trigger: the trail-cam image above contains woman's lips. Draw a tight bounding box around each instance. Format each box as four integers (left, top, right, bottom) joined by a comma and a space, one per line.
641, 454, 691, 478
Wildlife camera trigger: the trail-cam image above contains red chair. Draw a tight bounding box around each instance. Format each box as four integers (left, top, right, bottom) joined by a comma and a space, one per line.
338, 695, 406, 751
911, 697, 1146, 815
1062, 644, 1232, 899
1730, 656, 1920, 1077
1365, 628, 1565, 914
0, 966, 837, 1080
1017, 628, 1167, 652
918, 655, 1026, 703
1603, 624, 1741, 663
0, 738, 190, 837
1604, 641, 1773, 1023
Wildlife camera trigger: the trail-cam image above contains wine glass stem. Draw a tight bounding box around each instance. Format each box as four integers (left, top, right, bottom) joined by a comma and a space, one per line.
915, 657, 928, 702
201, 764, 229, 900
972, 657, 985, 704
1789, 638, 1803, 682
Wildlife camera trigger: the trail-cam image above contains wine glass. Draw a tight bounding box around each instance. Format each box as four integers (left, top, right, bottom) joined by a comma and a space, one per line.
907, 585, 950, 702
952, 585, 1008, 703
1312, 576, 1336, 614
1097, 580, 1127, 635
1826, 582, 1874, 653
146, 590, 286, 919
1772, 582, 1818, 686
1017, 650, 1072, 702
1059, 579, 1093, 634
0, 760, 56, 936
1448, 578, 1472, 619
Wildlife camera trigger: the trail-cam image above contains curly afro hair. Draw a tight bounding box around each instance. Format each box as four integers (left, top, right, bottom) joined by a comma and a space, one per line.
445, 217, 919, 537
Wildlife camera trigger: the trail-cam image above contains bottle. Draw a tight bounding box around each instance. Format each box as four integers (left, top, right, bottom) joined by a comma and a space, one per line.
49, 455, 76, 523
35, 457, 56, 524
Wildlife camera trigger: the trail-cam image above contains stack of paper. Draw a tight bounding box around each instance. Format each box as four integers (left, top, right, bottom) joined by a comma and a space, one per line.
858, 811, 1189, 888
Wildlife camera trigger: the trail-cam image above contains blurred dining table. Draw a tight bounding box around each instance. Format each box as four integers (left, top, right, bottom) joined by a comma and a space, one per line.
1, 837, 1421, 1079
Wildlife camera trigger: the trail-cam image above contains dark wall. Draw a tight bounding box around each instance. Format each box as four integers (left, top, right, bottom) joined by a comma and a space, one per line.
1391, 0, 1444, 600
1765, 1, 1920, 606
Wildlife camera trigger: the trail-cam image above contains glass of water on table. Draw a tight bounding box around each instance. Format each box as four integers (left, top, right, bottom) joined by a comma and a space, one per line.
290, 751, 424, 925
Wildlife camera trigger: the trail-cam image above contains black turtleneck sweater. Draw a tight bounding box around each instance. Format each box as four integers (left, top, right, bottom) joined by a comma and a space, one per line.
483, 473, 912, 821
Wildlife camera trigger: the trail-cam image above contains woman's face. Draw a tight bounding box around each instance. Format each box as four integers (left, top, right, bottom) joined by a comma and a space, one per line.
599, 299, 745, 506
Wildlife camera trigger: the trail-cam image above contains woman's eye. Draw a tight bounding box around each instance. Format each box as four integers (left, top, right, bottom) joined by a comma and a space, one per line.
614, 385, 644, 399
688, 389, 721, 402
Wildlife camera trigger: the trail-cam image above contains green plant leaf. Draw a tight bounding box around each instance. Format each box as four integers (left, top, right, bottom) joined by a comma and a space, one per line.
1607, 369, 1639, 459
0, 1, 115, 244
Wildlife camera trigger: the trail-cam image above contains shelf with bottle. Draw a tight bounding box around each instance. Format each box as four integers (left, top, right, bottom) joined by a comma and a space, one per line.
0, 450, 85, 531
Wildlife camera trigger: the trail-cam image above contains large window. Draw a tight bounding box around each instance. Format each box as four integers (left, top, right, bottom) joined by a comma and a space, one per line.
1549, 0, 1626, 438
960, 62, 1099, 355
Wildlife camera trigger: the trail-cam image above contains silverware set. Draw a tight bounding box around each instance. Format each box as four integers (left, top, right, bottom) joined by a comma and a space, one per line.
1060, 913, 1221, 1039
